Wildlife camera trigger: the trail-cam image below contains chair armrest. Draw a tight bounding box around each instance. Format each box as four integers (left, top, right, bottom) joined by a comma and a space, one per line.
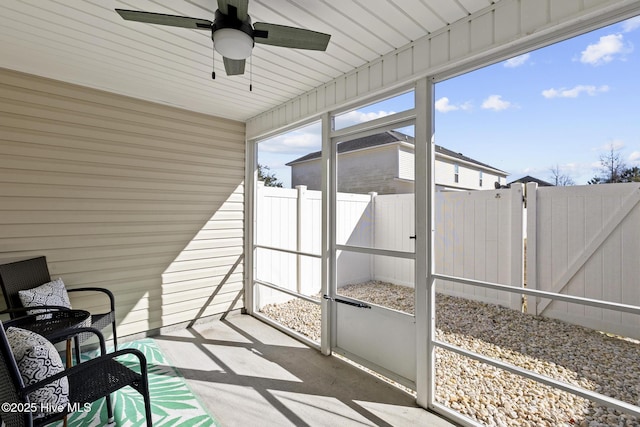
21, 347, 148, 396
67, 287, 115, 311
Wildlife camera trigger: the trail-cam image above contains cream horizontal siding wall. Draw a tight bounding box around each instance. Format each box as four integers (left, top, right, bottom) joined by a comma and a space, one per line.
246, 0, 640, 140
435, 159, 506, 191
0, 68, 245, 338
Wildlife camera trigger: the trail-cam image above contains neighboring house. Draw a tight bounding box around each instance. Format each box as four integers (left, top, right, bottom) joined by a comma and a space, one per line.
508, 175, 554, 187
286, 131, 508, 194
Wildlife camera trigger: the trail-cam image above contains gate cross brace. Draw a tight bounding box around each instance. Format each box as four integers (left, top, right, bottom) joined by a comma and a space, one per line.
537, 187, 640, 314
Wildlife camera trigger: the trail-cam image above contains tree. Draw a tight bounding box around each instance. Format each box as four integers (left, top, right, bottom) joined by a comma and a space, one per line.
621, 166, 640, 182
549, 164, 575, 186
587, 176, 602, 185
257, 163, 283, 187
589, 145, 627, 184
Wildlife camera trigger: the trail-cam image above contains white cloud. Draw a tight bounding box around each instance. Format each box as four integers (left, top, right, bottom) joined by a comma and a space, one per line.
262, 109, 398, 155
435, 97, 472, 113
629, 151, 640, 163
622, 16, 640, 33
542, 85, 609, 99
259, 132, 319, 153
599, 139, 625, 151
259, 123, 322, 154
333, 110, 394, 129
523, 162, 580, 175
564, 162, 579, 173
481, 95, 512, 111
435, 97, 457, 112
504, 53, 530, 68
565, 162, 606, 184
580, 34, 633, 65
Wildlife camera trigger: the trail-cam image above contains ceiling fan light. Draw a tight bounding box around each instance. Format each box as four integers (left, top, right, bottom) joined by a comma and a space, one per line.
214, 28, 253, 60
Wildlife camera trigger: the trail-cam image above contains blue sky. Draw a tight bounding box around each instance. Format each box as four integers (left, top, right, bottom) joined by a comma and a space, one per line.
259, 16, 640, 187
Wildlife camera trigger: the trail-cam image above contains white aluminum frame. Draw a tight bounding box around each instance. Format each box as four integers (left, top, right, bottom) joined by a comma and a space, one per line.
247, 118, 325, 351
414, 77, 434, 409
431, 273, 640, 423
328, 100, 421, 387
246, 9, 640, 416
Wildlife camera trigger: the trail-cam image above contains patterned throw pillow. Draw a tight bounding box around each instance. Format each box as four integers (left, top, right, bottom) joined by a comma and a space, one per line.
18, 278, 72, 315
6, 327, 70, 418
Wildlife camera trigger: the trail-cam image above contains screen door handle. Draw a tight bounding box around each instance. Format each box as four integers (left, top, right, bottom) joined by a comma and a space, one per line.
323, 294, 371, 309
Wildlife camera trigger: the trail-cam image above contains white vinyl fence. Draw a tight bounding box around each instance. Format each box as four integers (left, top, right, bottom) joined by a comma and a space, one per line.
434, 185, 524, 311
255, 184, 322, 306
255, 184, 376, 306
255, 183, 525, 310
256, 181, 640, 339
527, 182, 640, 339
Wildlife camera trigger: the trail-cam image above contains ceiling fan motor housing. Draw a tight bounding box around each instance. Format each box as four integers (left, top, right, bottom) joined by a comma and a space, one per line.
115, 2, 330, 77
212, 9, 255, 60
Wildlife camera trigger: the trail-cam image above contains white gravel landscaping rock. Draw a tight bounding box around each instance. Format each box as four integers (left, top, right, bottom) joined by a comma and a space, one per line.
259, 281, 640, 426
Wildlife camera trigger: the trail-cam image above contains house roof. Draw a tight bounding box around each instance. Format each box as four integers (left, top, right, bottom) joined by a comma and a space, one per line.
286, 130, 508, 175
508, 175, 554, 187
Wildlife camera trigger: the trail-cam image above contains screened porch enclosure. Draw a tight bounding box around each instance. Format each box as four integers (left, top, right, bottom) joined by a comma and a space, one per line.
246, 10, 640, 421
2, 0, 640, 426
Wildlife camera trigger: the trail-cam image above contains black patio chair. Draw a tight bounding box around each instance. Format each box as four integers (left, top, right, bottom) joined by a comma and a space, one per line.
0, 324, 152, 427
0, 256, 118, 362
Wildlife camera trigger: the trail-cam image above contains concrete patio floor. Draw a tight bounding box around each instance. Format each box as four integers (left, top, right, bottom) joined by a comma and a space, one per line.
154, 313, 456, 427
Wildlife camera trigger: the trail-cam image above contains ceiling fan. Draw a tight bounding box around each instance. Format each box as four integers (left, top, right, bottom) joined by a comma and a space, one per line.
115, 0, 331, 79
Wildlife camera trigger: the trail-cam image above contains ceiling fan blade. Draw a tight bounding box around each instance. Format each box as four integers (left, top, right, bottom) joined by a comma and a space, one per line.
223, 57, 246, 75
253, 23, 330, 51
115, 9, 212, 30
217, 0, 249, 21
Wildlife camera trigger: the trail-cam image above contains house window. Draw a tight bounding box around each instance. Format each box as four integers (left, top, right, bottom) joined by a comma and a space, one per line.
479, 171, 483, 187
454, 164, 459, 183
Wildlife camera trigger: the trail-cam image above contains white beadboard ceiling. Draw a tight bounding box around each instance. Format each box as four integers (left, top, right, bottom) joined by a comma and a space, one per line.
0, 0, 498, 122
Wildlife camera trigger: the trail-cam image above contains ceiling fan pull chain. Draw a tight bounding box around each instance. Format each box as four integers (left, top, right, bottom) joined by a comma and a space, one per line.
115, 6, 330, 80
212, 48, 216, 80
249, 55, 253, 91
